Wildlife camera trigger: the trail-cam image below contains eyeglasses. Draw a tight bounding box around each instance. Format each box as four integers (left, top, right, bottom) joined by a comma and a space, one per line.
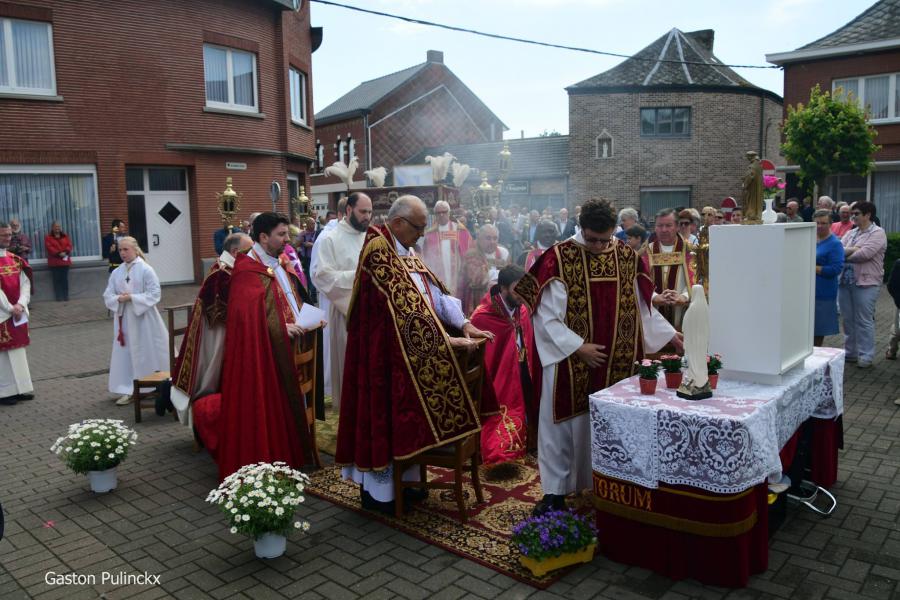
678, 221, 691, 226
400, 216, 427, 233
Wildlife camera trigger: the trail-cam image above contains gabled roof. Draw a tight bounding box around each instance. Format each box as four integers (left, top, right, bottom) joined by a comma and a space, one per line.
767, 0, 900, 65
315, 63, 427, 123
801, 0, 900, 50
568, 29, 759, 92
406, 136, 569, 181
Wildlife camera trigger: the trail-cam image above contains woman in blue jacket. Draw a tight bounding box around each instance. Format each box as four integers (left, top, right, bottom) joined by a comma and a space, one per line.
813, 209, 845, 346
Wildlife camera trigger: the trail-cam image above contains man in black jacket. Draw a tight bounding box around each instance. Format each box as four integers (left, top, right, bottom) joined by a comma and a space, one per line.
101, 219, 126, 273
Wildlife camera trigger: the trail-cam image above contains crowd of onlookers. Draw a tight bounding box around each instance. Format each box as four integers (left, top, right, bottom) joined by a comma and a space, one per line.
1, 218, 74, 302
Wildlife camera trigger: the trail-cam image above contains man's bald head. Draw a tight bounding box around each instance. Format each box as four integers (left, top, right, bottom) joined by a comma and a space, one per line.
223, 232, 253, 256
388, 195, 428, 248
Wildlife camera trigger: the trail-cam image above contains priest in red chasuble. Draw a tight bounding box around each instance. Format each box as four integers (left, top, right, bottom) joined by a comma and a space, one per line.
470, 265, 537, 464
336, 195, 494, 515
421, 200, 471, 296
216, 213, 322, 481
0, 222, 33, 406
459, 224, 510, 315
642, 207, 694, 329
515, 199, 682, 516
171, 232, 252, 451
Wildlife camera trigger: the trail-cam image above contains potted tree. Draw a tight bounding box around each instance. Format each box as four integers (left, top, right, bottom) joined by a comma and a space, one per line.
660, 354, 684, 389
707, 354, 723, 389
206, 462, 311, 559
633, 359, 662, 394
513, 510, 597, 577
50, 419, 138, 493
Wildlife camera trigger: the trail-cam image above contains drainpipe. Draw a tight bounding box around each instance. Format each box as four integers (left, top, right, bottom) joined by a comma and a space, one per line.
758, 95, 764, 156
364, 112, 372, 172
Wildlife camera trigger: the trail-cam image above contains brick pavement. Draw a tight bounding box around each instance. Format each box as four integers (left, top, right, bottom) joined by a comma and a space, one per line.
0, 287, 897, 599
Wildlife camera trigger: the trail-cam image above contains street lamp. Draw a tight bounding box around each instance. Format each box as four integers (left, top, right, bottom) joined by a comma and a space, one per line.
216, 177, 241, 231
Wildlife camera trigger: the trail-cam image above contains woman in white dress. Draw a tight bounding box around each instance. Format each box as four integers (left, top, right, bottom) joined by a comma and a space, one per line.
103, 237, 169, 405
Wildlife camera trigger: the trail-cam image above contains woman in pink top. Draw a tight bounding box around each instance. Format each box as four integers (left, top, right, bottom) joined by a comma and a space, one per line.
838, 201, 887, 368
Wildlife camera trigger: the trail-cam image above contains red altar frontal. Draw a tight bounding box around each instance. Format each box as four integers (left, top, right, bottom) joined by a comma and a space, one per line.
588, 348, 844, 587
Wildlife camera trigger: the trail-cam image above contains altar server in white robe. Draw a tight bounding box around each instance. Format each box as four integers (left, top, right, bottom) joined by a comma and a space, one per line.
517, 199, 682, 515
312, 193, 372, 411
309, 198, 346, 397
103, 237, 169, 405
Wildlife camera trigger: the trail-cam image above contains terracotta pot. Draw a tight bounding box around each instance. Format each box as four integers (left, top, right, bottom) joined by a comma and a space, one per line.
664, 372, 683, 389
708, 373, 719, 389
639, 377, 657, 395
520, 543, 596, 577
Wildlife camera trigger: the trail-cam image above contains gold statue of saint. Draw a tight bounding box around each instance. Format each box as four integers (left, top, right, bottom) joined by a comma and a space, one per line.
741, 151, 764, 224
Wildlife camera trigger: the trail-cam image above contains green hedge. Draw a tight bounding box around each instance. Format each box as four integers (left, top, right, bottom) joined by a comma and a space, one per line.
886, 233, 900, 282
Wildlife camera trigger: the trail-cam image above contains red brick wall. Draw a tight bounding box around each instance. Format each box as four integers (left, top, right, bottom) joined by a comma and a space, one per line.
311, 117, 367, 186
0, 0, 315, 276
782, 51, 900, 161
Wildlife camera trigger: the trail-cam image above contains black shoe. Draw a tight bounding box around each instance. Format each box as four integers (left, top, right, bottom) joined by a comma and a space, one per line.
361, 490, 396, 516
18, 393, 33, 401
0, 395, 19, 406
532, 494, 557, 517
403, 487, 428, 504
551, 494, 567, 511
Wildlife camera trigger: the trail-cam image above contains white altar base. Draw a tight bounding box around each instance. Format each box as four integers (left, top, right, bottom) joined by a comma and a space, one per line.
708, 223, 815, 385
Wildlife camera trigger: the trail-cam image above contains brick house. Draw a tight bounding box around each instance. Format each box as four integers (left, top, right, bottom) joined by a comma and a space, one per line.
567, 28, 783, 220
766, 0, 900, 233
405, 136, 570, 213
0, 0, 319, 295
310, 50, 506, 211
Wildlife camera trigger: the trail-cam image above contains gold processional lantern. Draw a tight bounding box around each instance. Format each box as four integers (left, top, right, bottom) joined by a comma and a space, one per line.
291, 185, 312, 221
217, 177, 241, 231
469, 143, 512, 226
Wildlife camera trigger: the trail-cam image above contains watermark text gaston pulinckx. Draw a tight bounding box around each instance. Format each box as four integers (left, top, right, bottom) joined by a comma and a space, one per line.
45, 570, 161, 586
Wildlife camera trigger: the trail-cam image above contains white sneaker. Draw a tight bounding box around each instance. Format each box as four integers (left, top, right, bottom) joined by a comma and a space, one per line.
115, 395, 133, 406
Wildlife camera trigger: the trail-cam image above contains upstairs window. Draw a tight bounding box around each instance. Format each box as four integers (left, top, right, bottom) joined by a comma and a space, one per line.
0, 17, 56, 96
833, 74, 899, 122
641, 107, 691, 138
289, 67, 306, 124
203, 44, 257, 113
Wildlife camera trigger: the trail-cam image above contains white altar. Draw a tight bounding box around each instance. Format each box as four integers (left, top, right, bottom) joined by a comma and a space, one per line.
708, 223, 816, 385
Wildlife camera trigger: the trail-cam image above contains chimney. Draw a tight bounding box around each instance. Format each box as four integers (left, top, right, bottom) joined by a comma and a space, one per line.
685, 29, 715, 52
426, 50, 444, 64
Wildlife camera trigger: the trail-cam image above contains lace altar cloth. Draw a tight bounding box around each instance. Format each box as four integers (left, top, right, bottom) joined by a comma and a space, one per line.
589, 347, 844, 494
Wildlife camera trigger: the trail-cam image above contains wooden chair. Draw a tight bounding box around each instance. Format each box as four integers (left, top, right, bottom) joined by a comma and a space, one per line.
393, 339, 487, 522
131, 303, 192, 424
295, 329, 323, 469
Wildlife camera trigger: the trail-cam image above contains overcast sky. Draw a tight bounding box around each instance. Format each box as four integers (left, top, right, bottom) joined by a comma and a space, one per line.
309, 0, 872, 138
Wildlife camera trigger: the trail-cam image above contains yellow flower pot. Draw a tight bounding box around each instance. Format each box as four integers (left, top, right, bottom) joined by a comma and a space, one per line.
519, 543, 596, 577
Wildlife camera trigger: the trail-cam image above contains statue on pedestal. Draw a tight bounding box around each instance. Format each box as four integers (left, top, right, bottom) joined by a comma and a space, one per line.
741, 151, 764, 225
677, 284, 713, 400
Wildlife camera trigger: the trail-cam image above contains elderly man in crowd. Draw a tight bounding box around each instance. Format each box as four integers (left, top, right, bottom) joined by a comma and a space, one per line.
422, 200, 471, 295
831, 204, 853, 238
460, 223, 510, 314
785, 199, 803, 223
614, 207, 639, 243
8, 219, 30, 260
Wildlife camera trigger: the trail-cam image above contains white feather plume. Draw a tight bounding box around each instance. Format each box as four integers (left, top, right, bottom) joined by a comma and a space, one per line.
323, 157, 359, 189
425, 152, 455, 183
451, 162, 471, 188
364, 166, 387, 188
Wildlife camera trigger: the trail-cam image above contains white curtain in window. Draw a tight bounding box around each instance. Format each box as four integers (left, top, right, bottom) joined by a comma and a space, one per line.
12, 20, 52, 90
833, 78, 859, 104
290, 69, 304, 122
865, 76, 889, 119
0, 24, 7, 86
0, 173, 101, 260
203, 46, 227, 103
874, 171, 900, 234
232, 51, 254, 107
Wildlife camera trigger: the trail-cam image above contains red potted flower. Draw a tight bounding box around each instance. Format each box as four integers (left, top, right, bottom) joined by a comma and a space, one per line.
706, 354, 723, 389
660, 354, 683, 389
634, 359, 662, 395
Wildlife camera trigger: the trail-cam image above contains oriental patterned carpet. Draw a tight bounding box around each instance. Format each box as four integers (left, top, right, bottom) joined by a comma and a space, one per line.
305, 454, 592, 588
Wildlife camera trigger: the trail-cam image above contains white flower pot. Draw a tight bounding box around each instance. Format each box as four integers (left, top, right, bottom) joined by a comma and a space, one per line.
88, 467, 117, 493
254, 533, 286, 559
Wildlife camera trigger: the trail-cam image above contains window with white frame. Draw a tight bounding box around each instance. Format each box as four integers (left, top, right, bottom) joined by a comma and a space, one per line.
289, 67, 306, 124
833, 74, 900, 122
0, 166, 101, 261
0, 17, 56, 96
203, 44, 258, 112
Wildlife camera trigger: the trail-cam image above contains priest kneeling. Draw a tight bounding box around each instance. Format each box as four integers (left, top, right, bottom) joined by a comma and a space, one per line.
515, 199, 683, 515
336, 195, 494, 515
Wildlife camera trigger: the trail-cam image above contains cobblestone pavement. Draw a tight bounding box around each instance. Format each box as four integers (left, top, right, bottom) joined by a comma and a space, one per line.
1, 287, 898, 600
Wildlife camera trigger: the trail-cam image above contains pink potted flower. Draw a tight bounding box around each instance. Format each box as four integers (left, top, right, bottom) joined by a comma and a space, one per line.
706, 354, 723, 389
633, 359, 662, 395
660, 354, 683, 389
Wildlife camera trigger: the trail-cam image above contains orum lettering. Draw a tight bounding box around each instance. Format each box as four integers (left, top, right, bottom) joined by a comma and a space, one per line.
593, 477, 652, 512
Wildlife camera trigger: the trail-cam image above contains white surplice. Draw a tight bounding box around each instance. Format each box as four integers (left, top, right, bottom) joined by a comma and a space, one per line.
534, 233, 675, 496
104, 257, 170, 395
309, 218, 339, 396
342, 237, 468, 502
311, 221, 366, 412
171, 252, 234, 427
658, 242, 690, 328
0, 249, 32, 398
